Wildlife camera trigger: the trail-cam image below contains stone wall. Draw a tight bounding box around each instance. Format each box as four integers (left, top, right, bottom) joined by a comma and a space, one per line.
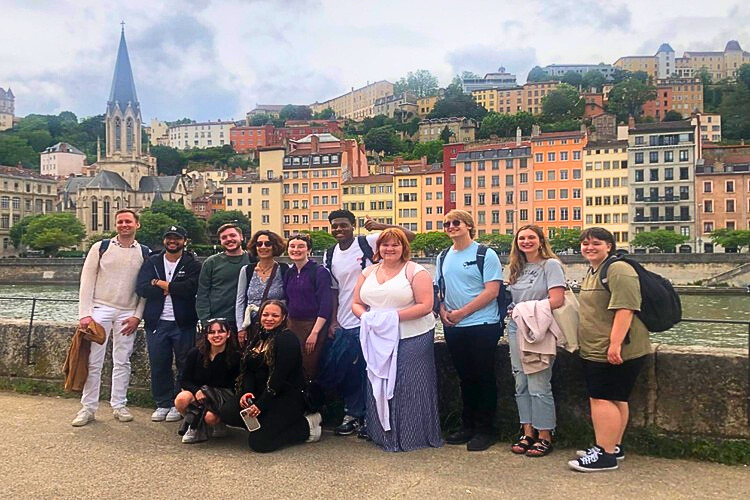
1, 320, 747, 439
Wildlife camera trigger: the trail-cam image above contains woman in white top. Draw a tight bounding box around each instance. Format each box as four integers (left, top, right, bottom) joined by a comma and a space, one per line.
352, 228, 444, 452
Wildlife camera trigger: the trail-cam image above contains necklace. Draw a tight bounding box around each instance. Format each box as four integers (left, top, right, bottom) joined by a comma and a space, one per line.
256, 263, 274, 274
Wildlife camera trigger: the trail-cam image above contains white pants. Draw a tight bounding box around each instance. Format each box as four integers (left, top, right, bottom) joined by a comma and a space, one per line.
80, 304, 137, 412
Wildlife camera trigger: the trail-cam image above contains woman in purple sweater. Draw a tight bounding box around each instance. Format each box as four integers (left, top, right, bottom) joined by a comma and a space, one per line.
282, 233, 333, 381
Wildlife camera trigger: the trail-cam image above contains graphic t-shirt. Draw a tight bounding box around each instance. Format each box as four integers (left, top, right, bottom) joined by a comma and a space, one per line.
508, 259, 566, 305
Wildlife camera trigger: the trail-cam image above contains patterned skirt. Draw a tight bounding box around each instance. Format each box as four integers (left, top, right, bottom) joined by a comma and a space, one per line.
366, 329, 444, 452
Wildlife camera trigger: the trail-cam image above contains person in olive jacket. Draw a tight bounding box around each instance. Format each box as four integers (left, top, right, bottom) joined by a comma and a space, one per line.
136, 225, 202, 423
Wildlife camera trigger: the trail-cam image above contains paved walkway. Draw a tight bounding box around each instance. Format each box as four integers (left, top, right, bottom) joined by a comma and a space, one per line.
1, 392, 747, 499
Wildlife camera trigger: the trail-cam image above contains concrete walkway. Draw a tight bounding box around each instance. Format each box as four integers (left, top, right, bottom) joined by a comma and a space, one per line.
1, 392, 747, 499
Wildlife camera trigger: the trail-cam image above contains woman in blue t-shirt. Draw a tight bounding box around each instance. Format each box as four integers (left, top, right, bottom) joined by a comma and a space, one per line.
506, 225, 566, 457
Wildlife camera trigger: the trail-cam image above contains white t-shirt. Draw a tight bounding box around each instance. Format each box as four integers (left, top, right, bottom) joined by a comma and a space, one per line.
159, 256, 179, 321
330, 233, 379, 329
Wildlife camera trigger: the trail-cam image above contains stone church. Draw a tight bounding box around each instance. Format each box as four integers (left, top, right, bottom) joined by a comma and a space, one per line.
61, 26, 190, 235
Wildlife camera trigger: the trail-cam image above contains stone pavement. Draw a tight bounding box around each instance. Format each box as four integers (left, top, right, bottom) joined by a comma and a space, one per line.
0, 392, 747, 500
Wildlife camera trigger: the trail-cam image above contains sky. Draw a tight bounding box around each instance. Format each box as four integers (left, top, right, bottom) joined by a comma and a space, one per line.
1, 0, 748, 123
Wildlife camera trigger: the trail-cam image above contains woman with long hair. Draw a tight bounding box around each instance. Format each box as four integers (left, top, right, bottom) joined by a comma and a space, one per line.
175, 318, 240, 444
352, 228, 443, 451
220, 300, 322, 452
568, 227, 649, 472
506, 225, 566, 457
236, 230, 288, 348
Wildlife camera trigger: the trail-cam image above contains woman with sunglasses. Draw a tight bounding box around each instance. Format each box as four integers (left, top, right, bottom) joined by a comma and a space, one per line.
506, 225, 566, 457
282, 234, 333, 381
220, 300, 322, 452
236, 231, 288, 348
175, 318, 240, 444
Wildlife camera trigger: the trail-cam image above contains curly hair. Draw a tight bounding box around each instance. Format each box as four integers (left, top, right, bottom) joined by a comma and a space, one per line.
236, 300, 288, 392
247, 230, 286, 258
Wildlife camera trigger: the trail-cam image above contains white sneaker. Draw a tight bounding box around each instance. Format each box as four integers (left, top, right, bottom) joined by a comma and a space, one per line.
305, 412, 322, 443
165, 407, 183, 422
113, 407, 134, 422
182, 426, 208, 444
210, 422, 228, 438
71, 408, 95, 427
151, 408, 170, 422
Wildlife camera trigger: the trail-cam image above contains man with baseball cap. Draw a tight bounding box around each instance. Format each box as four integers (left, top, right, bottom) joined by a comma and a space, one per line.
136, 225, 202, 423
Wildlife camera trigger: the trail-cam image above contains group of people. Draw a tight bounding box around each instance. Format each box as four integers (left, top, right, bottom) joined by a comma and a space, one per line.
70, 207, 649, 472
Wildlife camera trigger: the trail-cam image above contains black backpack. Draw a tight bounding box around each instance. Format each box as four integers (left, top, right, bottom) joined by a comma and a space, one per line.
324, 235, 375, 281
99, 238, 150, 260
434, 244, 511, 327
599, 255, 682, 333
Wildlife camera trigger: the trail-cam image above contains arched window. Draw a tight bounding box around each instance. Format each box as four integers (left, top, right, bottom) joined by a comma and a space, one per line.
91, 198, 99, 231
103, 198, 111, 231
114, 118, 122, 152
126, 118, 134, 153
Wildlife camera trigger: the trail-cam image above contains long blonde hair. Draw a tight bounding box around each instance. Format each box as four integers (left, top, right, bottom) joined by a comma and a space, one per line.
508, 225, 560, 284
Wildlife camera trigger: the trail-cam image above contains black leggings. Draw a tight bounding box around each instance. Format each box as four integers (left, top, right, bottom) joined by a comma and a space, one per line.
220, 391, 309, 453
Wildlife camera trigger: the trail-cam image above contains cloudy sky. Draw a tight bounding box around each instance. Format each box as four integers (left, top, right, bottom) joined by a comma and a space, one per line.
1, 0, 747, 122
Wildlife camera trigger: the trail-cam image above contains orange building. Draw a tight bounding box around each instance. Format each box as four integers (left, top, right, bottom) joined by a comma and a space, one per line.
454, 141, 533, 236
582, 93, 607, 119
231, 124, 273, 152
393, 162, 445, 232
530, 130, 587, 236
642, 86, 674, 120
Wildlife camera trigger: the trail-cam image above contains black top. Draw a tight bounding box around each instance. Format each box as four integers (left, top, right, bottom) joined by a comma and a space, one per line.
239, 329, 305, 412
179, 347, 240, 394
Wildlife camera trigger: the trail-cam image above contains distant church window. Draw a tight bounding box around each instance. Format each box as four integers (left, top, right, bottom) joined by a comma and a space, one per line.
91, 199, 99, 231
126, 118, 134, 153
115, 118, 122, 152
103, 199, 111, 231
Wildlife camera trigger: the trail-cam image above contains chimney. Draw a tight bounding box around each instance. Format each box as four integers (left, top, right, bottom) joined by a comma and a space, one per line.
516, 126, 522, 145
311, 134, 320, 153
531, 124, 541, 138
628, 115, 636, 130
421, 156, 427, 166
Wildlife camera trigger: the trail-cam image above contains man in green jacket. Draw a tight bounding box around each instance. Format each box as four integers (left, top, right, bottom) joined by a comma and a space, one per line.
196, 223, 255, 333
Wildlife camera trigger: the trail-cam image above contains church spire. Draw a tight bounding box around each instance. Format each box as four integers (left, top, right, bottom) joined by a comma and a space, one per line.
108, 24, 139, 113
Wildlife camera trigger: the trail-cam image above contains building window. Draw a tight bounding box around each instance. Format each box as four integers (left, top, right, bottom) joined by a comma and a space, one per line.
649, 151, 659, 163
679, 150, 689, 161
635, 152, 644, 164
535, 208, 543, 221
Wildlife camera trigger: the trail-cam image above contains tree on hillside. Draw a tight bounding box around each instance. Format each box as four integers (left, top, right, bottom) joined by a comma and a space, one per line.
22, 213, 85, 255
207, 210, 252, 241
0, 135, 38, 168
710, 228, 750, 252
279, 105, 312, 121
461, 71, 481, 80
606, 78, 657, 121
439, 125, 454, 144
168, 118, 195, 126
151, 145, 186, 176
581, 70, 606, 91
364, 126, 401, 155
393, 69, 439, 98
249, 114, 273, 126
549, 228, 581, 253
663, 110, 683, 121
303, 230, 336, 254
476, 233, 513, 254
541, 83, 584, 119
138, 212, 179, 249
631, 230, 688, 253
404, 140, 444, 163
313, 107, 336, 120
146, 200, 208, 244
527, 66, 552, 82
737, 63, 750, 89
410, 232, 452, 256
479, 112, 540, 139
719, 82, 750, 139
428, 93, 487, 122
630, 71, 650, 84
560, 71, 583, 88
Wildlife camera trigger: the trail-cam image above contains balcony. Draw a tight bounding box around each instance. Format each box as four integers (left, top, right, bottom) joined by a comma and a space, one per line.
633, 215, 692, 223
633, 195, 684, 203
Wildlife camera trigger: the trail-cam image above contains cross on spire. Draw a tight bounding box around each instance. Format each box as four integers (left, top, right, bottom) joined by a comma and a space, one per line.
120, 20, 125, 32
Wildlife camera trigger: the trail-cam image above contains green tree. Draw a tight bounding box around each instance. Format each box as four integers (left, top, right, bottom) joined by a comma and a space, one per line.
410, 231, 452, 256
138, 212, 179, 249
9, 214, 42, 248
479, 112, 515, 138
249, 114, 273, 126
393, 69, 439, 98
461, 71, 481, 80
710, 229, 750, 251
302, 230, 336, 253
737, 63, 750, 88
719, 82, 750, 139
663, 110, 683, 121
312, 107, 336, 120
0, 135, 38, 168
279, 105, 312, 121
541, 83, 584, 119
406, 140, 444, 163
84, 231, 117, 250
581, 70, 606, 91
22, 213, 86, 255
364, 126, 401, 155
146, 200, 208, 244
151, 145, 186, 176
606, 77, 657, 121
428, 92, 487, 122
167, 118, 195, 126
549, 228, 582, 253
439, 125, 454, 144
560, 71, 583, 88
476, 233, 513, 254
631, 230, 688, 253
207, 210, 252, 241
527, 66, 552, 82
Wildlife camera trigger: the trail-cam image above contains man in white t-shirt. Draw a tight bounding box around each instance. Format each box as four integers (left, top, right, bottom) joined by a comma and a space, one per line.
321, 209, 415, 437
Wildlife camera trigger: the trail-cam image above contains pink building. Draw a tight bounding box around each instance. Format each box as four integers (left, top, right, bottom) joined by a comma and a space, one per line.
40, 142, 86, 178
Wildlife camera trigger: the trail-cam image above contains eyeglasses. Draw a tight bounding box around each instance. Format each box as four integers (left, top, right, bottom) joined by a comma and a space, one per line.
255, 241, 273, 248
443, 220, 462, 229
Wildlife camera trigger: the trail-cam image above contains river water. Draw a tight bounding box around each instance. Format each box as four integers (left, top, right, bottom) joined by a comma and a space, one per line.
0, 284, 747, 349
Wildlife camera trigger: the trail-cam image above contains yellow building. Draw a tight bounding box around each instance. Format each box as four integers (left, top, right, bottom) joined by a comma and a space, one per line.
223, 148, 284, 236
613, 56, 658, 78
677, 41, 750, 81
582, 140, 630, 244
472, 81, 560, 115
698, 113, 722, 143
342, 175, 395, 232
417, 96, 439, 117
666, 78, 703, 114
393, 163, 444, 232
310, 81, 393, 120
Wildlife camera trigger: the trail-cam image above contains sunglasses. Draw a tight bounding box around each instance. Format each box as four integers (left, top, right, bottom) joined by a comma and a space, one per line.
206, 317, 227, 323
255, 240, 273, 248
443, 220, 462, 229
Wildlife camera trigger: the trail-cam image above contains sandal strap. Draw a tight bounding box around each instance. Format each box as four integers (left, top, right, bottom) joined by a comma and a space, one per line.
528, 439, 552, 452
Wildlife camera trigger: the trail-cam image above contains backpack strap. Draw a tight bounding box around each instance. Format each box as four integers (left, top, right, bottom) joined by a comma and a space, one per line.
140, 244, 150, 259
436, 247, 450, 301
324, 245, 336, 278
405, 261, 417, 284
598, 255, 621, 292
245, 262, 258, 285
357, 235, 374, 269
476, 244, 488, 280
98, 238, 110, 258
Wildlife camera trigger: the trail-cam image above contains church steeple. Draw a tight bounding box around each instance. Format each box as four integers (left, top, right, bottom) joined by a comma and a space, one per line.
107, 24, 139, 114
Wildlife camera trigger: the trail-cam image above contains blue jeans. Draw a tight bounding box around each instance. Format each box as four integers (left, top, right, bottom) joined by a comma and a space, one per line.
146, 320, 195, 408
318, 326, 366, 419
507, 320, 556, 431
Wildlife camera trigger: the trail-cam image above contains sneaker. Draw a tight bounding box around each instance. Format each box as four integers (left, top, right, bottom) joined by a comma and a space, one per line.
305, 412, 323, 443
210, 422, 228, 438
445, 428, 474, 445
576, 444, 625, 461
113, 407, 134, 422
181, 426, 208, 444
568, 447, 619, 472
467, 433, 496, 452
166, 407, 183, 422
151, 408, 171, 422
334, 415, 361, 436
357, 424, 370, 440
71, 408, 95, 427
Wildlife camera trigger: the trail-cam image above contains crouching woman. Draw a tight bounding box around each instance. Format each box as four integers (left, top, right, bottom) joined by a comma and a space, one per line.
175, 318, 240, 443
220, 300, 322, 452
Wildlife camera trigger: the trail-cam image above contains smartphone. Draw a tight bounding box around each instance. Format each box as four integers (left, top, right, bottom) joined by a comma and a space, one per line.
240, 407, 261, 432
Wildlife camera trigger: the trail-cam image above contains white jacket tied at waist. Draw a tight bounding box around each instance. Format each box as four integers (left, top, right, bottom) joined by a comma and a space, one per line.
359, 309, 400, 431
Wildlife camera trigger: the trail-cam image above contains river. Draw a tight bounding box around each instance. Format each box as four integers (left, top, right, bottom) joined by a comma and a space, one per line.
0, 284, 747, 349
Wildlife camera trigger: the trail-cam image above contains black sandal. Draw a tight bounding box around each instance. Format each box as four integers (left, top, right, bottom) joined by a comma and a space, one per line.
525, 438, 553, 457
511, 434, 535, 454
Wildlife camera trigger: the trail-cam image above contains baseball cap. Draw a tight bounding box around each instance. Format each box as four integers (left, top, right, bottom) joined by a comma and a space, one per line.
162, 225, 188, 239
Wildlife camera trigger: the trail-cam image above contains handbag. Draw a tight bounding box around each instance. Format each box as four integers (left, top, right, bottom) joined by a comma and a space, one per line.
241, 263, 278, 331
552, 286, 580, 352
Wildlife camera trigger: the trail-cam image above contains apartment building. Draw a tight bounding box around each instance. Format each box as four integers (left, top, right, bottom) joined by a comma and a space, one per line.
530, 130, 587, 236
0, 165, 57, 255
628, 120, 699, 252
342, 175, 395, 230
582, 140, 630, 244
310, 81, 393, 120
454, 142, 533, 236
418, 117, 477, 144
472, 81, 560, 114
678, 41, 750, 81
373, 92, 418, 120
40, 142, 86, 178
613, 55, 658, 78
543, 63, 616, 80
168, 121, 234, 149
417, 95, 439, 117
393, 163, 444, 232
230, 121, 343, 153
699, 113, 722, 143
461, 67, 517, 93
